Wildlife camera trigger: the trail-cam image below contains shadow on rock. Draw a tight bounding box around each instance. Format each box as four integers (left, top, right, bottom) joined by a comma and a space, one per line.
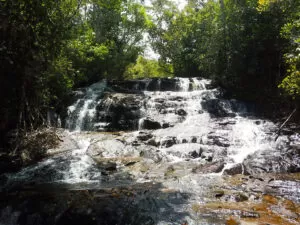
0, 178, 192, 225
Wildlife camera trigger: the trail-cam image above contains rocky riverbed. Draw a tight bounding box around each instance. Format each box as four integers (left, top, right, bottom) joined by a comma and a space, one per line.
0, 77, 299, 225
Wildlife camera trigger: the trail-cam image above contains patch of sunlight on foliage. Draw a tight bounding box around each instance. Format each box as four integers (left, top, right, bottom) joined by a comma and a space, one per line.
257, 0, 277, 11
124, 56, 173, 80
279, 15, 300, 100
279, 55, 300, 99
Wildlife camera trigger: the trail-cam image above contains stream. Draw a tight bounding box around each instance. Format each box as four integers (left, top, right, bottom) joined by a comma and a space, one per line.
0, 77, 300, 225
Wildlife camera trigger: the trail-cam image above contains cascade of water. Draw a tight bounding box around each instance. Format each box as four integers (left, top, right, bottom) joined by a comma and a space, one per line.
2, 77, 299, 225
66, 80, 107, 131
220, 118, 276, 173
62, 137, 102, 183
178, 77, 190, 91
6, 77, 294, 187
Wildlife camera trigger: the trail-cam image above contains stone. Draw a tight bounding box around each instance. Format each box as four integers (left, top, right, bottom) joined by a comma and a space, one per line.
142, 119, 161, 130
95, 93, 144, 131
137, 132, 153, 141
191, 136, 197, 143
189, 150, 200, 158
96, 161, 117, 171
146, 139, 160, 147
175, 109, 187, 116
162, 123, 171, 128
87, 139, 125, 158
235, 193, 249, 202
207, 135, 230, 147
223, 163, 249, 175
161, 137, 177, 148
214, 190, 225, 198
192, 161, 225, 174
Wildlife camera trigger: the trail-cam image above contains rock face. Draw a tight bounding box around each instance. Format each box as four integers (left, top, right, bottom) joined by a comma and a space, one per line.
141, 119, 161, 130
95, 93, 144, 131
201, 99, 249, 117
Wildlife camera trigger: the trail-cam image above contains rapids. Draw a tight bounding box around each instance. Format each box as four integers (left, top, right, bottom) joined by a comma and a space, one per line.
1, 77, 299, 225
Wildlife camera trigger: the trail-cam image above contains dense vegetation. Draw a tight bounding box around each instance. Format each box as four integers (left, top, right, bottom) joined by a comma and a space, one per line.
1, 0, 300, 150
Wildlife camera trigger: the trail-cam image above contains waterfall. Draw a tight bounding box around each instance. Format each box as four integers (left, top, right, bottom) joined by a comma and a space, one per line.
66, 80, 107, 131
2, 77, 299, 225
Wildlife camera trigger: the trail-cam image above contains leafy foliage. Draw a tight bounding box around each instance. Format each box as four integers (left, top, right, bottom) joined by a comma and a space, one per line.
278, 1, 300, 100
1, 0, 300, 150
124, 56, 173, 79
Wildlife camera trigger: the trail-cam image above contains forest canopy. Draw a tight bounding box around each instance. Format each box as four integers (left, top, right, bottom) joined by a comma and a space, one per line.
1, 0, 300, 147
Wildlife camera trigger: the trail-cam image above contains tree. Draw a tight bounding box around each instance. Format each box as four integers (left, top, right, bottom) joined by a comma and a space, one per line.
124, 55, 173, 79
0, 0, 81, 145
87, 0, 152, 79
278, 0, 300, 102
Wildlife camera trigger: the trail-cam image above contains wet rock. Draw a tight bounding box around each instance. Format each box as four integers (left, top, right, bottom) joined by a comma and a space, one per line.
146, 138, 160, 147
159, 109, 168, 114
87, 139, 125, 158
243, 148, 300, 174
223, 164, 249, 175
265, 180, 300, 203
137, 132, 153, 141
218, 120, 236, 126
161, 137, 177, 148
192, 161, 225, 174
142, 119, 161, 130
122, 158, 141, 166
205, 156, 213, 162
165, 143, 202, 159
191, 136, 197, 143
169, 96, 186, 102
207, 135, 230, 147
95, 161, 117, 171
289, 134, 300, 150
136, 145, 162, 163
255, 120, 261, 125
132, 141, 140, 146
164, 165, 175, 178
95, 93, 144, 131
154, 98, 165, 103
175, 109, 187, 116
189, 150, 200, 158
201, 99, 236, 117
235, 193, 249, 202
214, 190, 225, 198
270, 205, 298, 219
162, 123, 172, 128
200, 147, 214, 161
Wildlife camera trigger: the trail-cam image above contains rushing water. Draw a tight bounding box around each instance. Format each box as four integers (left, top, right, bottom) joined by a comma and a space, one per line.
1, 77, 300, 225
